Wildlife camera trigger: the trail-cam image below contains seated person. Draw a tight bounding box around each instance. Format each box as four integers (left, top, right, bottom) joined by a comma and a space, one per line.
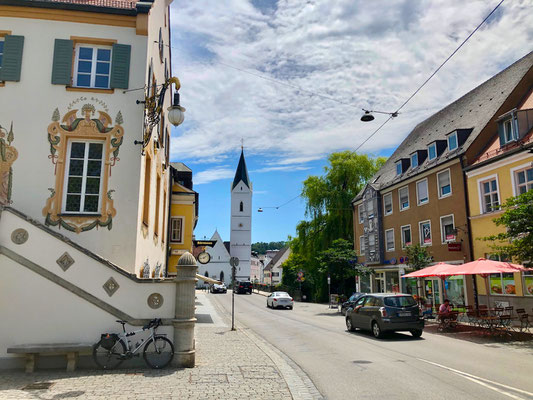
438, 299, 454, 320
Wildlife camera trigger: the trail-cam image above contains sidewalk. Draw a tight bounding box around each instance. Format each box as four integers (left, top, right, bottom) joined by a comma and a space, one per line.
0, 291, 322, 400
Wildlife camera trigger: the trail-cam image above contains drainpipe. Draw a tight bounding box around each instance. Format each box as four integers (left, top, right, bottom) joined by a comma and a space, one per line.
460, 155, 478, 309
165, 171, 173, 276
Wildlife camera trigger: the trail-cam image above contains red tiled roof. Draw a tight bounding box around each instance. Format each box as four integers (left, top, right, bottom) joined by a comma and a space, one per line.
45, 0, 138, 9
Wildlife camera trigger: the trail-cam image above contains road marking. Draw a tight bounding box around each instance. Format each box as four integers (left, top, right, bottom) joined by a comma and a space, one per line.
417, 358, 533, 399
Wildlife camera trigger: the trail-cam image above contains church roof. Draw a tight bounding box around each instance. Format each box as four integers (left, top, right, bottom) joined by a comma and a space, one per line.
232, 150, 250, 190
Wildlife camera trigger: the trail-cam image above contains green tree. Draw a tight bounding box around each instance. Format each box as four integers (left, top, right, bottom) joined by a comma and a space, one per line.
405, 244, 431, 271
317, 239, 371, 296
289, 151, 386, 301
479, 191, 533, 264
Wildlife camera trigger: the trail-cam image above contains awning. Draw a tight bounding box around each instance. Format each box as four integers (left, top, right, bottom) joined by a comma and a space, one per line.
196, 274, 222, 285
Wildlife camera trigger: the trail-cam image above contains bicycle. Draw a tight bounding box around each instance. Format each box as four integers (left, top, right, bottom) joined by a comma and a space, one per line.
93, 318, 174, 369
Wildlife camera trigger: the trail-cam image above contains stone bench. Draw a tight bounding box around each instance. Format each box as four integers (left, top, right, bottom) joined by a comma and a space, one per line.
7, 343, 93, 373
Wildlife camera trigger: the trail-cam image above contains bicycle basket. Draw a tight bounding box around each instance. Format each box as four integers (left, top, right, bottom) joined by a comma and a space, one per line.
100, 333, 119, 350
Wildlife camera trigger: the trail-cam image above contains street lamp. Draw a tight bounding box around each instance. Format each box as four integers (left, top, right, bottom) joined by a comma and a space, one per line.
167, 92, 186, 127
361, 109, 399, 122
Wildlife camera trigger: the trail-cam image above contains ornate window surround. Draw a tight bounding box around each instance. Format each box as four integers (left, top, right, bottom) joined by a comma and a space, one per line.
43, 103, 124, 233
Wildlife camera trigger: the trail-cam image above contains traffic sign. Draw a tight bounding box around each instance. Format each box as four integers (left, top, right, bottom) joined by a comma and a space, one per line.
297, 271, 304, 278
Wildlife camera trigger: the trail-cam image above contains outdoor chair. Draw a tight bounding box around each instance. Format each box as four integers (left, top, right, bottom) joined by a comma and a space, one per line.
437, 311, 459, 331
493, 307, 504, 316
498, 315, 513, 337
518, 313, 531, 333
504, 306, 514, 315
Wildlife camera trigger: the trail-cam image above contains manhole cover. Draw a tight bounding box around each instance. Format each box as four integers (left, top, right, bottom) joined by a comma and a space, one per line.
23, 382, 54, 390
352, 360, 372, 364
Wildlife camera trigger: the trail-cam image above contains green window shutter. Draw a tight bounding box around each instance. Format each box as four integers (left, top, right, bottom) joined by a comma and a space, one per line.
110, 43, 131, 89
497, 121, 505, 147
0, 35, 24, 82
51, 39, 73, 85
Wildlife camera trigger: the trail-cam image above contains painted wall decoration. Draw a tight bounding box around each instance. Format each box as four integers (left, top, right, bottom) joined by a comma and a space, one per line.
42, 99, 124, 233
0, 122, 17, 206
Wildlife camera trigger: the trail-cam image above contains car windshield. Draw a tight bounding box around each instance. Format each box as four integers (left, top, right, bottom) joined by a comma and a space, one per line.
274, 292, 290, 297
383, 296, 417, 307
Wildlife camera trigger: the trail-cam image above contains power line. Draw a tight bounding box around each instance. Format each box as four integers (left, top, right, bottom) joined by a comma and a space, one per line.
258, 194, 301, 211
354, 0, 506, 151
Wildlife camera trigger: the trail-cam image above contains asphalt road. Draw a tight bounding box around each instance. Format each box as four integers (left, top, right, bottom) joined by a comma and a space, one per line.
210, 291, 533, 400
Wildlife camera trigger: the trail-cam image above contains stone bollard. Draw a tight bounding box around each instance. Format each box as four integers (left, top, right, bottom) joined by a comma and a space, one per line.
172, 251, 198, 368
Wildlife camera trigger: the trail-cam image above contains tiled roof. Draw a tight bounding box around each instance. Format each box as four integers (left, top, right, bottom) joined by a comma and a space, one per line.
354, 51, 533, 201
263, 247, 289, 271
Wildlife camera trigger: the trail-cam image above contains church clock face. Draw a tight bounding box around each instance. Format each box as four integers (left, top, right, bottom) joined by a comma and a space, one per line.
198, 251, 211, 265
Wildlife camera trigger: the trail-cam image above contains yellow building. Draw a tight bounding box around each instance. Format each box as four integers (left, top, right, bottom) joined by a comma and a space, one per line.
167, 162, 198, 275
465, 88, 533, 306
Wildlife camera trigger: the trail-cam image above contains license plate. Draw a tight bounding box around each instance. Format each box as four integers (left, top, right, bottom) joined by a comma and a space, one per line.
398, 312, 411, 317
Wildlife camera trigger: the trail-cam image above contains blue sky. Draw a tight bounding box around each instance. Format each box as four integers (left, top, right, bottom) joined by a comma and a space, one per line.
168, 0, 532, 243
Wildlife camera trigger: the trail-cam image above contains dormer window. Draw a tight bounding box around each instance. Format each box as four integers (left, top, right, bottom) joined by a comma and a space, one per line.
428, 143, 437, 160
396, 161, 402, 175
501, 117, 517, 145
410, 153, 418, 168
447, 132, 458, 151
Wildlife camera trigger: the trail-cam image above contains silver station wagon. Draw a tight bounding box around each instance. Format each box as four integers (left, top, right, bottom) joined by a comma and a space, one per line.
345, 293, 424, 338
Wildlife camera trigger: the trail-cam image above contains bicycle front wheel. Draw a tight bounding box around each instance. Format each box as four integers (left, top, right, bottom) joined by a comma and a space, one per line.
143, 336, 174, 369
93, 339, 126, 370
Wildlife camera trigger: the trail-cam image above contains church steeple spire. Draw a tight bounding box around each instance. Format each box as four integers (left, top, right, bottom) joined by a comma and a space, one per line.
232, 149, 250, 190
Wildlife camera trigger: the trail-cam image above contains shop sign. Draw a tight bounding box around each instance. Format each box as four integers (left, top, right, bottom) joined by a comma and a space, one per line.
193, 240, 217, 247
448, 242, 461, 251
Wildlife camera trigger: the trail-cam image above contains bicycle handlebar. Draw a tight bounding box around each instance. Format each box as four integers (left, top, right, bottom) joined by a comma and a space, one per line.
143, 318, 162, 330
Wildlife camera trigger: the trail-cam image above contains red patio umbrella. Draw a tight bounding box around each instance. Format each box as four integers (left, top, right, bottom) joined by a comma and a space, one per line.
402, 263, 458, 305
431, 258, 528, 308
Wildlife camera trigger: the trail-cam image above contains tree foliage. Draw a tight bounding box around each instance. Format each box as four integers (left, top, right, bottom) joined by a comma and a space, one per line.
405, 244, 431, 271
251, 241, 287, 255
479, 190, 533, 264
289, 151, 386, 301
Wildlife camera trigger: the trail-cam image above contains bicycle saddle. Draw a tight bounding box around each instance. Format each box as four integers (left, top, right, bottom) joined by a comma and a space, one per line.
116, 320, 127, 325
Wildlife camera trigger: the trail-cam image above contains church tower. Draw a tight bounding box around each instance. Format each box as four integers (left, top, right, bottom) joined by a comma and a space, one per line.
230, 149, 252, 281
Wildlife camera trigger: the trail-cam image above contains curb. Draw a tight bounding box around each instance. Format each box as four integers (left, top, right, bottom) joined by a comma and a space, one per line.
209, 295, 324, 400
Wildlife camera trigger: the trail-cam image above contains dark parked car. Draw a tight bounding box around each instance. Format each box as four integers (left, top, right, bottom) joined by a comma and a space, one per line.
210, 283, 227, 293
345, 293, 424, 338
233, 281, 252, 294
340, 292, 366, 316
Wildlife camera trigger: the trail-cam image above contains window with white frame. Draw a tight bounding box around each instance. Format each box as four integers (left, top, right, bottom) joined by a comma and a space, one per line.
515, 167, 533, 195
359, 236, 365, 255
447, 132, 458, 151
383, 193, 393, 216
399, 186, 409, 211
74, 44, 112, 89
358, 204, 364, 223
63, 141, 104, 213
385, 229, 395, 252
437, 169, 451, 198
411, 153, 418, 168
480, 178, 499, 213
416, 179, 428, 205
428, 143, 437, 160
170, 217, 183, 243
501, 117, 517, 145
401, 225, 412, 248
440, 215, 455, 243
419, 220, 432, 246
396, 161, 402, 175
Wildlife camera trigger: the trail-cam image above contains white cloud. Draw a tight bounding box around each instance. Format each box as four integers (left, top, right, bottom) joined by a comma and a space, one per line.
251, 165, 312, 173
194, 167, 235, 185
170, 0, 533, 181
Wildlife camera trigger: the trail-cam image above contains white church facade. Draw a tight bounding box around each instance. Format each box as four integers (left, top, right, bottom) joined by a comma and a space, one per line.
201, 149, 252, 285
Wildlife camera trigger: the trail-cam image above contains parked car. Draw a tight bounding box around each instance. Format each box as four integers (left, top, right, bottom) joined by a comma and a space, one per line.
340, 292, 366, 316
345, 293, 424, 338
210, 283, 227, 293
267, 292, 294, 309
233, 281, 253, 294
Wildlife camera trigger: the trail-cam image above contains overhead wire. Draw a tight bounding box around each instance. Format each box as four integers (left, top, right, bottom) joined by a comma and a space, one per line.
354, 0, 506, 152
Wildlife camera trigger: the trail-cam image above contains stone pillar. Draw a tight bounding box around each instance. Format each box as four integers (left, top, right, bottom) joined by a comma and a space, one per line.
172, 252, 198, 368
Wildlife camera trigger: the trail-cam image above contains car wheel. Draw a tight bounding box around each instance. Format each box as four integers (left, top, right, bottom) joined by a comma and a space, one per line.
346, 317, 355, 332
410, 329, 423, 338
372, 321, 382, 338
288, 306, 293, 310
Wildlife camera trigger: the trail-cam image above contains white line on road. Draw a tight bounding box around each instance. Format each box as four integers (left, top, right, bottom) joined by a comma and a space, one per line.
417, 358, 533, 399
